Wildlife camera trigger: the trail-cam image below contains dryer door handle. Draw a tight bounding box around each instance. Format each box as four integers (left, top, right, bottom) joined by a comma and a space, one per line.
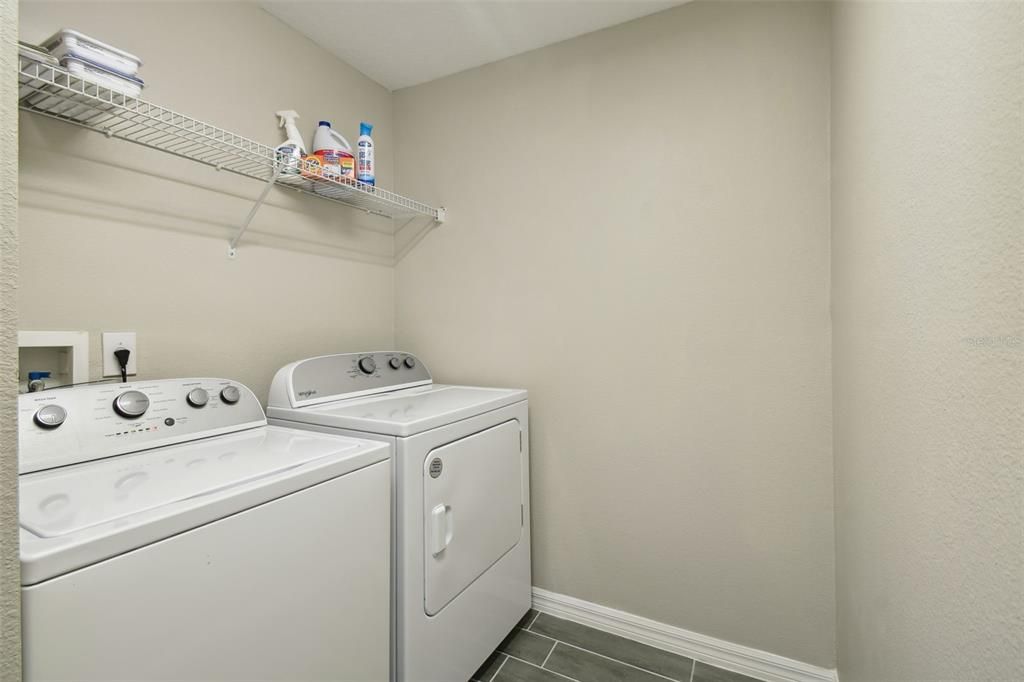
430, 504, 453, 557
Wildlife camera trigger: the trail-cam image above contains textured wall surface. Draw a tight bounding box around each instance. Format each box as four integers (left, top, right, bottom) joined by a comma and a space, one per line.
832, 2, 1024, 680
394, 2, 836, 667
0, 0, 21, 677
18, 1, 396, 402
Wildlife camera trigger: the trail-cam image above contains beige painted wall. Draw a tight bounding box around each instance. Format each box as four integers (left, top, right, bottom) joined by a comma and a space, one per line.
394, 2, 835, 667
1, 0, 21, 677
831, 2, 1024, 680
18, 1, 397, 402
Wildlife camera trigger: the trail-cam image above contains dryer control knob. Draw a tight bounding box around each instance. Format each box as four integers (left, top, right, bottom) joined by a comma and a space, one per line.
389, 358, 402, 370
34, 404, 67, 429
404, 357, 416, 369
114, 390, 150, 419
220, 386, 241, 404
186, 388, 209, 408
358, 357, 377, 375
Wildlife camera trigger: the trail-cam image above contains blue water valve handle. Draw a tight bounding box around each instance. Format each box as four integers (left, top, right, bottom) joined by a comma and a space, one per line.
27, 371, 51, 393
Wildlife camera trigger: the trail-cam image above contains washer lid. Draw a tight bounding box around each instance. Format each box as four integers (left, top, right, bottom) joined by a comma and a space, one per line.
19, 426, 390, 584
269, 384, 528, 437
21, 426, 369, 538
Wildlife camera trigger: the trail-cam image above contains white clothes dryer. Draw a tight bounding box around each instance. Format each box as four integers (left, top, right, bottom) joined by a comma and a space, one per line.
267, 352, 531, 682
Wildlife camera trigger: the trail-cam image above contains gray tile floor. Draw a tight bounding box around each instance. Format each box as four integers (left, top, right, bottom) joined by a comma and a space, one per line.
471, 610, 763, 682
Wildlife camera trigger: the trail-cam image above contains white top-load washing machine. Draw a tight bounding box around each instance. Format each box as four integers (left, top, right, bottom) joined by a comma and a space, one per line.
267, 352, 531, 682
19, 377, 392, 682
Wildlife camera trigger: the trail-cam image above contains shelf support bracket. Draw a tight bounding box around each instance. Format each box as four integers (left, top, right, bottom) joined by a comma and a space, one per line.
228, 165, 284, 259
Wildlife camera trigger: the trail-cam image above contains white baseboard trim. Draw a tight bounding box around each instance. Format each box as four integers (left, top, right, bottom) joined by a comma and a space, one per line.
531, 587, 838, 682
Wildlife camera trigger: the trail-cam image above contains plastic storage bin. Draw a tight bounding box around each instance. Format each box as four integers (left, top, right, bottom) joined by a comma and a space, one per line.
63, 55, 144, 97
41, 29, 142, 77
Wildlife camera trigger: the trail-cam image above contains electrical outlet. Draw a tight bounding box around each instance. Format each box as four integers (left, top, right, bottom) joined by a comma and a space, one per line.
102, 332, 138, 378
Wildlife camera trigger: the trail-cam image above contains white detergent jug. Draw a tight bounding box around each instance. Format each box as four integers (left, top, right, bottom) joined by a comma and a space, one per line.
312, 121, 354, 181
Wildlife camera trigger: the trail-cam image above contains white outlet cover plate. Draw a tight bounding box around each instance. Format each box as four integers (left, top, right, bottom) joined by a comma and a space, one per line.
102, 332, 137, 378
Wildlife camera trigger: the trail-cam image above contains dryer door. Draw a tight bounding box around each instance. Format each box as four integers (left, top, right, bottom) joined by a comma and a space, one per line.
423, 419, 523, 616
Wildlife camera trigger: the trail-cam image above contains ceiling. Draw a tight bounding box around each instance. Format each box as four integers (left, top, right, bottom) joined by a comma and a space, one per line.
260, 1, 686, 90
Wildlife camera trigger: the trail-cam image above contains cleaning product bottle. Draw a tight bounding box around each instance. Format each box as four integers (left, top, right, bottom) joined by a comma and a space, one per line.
357, 122, 375, 186
312, 120, 355, 182
274, 110, 306, 175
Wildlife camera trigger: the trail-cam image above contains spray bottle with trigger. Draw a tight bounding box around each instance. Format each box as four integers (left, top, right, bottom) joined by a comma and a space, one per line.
274, 110, 306, 176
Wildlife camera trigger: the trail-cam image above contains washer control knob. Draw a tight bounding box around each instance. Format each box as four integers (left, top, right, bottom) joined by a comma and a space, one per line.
404, 357, 416, 369
220, 386, 241, 404
358, 357, 377, 374
114, 390, 150, 419
186, 388, 209, 408
34, 404, 67, 429
389, 357, 402, 370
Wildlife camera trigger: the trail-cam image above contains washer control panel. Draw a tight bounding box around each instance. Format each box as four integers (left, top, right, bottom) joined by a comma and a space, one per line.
269, 352, 432, 409
18, 378, 266, 474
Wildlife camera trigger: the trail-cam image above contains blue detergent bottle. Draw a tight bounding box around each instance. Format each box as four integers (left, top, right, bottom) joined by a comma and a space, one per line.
357, 122, 375, 186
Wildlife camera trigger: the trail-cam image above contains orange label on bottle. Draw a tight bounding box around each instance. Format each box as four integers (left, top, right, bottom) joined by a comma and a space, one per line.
314, 149, 355, 179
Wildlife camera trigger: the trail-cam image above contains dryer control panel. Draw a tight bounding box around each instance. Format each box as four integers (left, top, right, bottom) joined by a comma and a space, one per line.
18, 378, 266, 474
268, 352, 432, 409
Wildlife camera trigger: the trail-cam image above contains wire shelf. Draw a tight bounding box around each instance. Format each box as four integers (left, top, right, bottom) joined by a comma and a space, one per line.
17, 55, 443, 223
